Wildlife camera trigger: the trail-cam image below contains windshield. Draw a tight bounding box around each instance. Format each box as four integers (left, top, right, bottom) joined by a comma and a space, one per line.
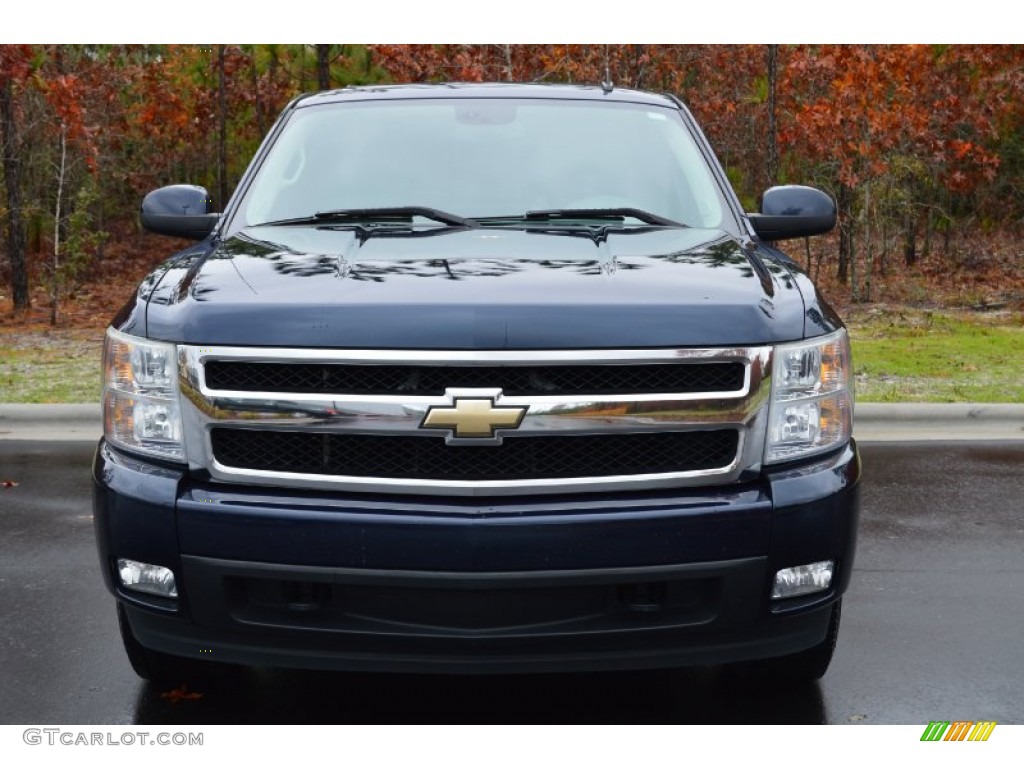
238, 98, 728, 230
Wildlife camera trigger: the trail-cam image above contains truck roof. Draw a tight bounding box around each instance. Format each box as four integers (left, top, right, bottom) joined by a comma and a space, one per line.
296, 82, 680, 109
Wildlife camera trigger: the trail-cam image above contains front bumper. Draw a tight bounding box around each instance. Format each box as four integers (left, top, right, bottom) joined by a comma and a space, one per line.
93, 439, 860, 674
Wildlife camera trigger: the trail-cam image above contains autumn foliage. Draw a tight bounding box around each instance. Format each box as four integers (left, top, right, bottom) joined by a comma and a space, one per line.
2, 44, 1023, 324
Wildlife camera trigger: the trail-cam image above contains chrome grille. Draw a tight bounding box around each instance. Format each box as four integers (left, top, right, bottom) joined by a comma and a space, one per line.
210, 428, 740, 481
204, 360, 746, 396
177, 346, 773, 498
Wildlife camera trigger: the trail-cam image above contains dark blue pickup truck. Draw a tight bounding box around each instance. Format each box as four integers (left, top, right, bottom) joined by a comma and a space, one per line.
93, 83, 859, 685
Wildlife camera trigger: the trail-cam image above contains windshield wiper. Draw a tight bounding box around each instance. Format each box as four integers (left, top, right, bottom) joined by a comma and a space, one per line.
257, 206, 478, 228
316, 206, 479, 227
522, 208, 684, 227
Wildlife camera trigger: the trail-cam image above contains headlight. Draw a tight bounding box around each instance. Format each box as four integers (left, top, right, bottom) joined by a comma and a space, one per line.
102, 328, 185, 462
765, 329, 853, 463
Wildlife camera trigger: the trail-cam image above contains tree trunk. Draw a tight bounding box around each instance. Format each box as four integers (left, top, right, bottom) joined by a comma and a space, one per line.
902, 213, 917, 267
879, 212, 888, 277
850, 209, 859, 302
249, 45, 265, 136
268, 45, 279, 81
0, 76, 29, 311
765, 44, 779, 189
862, 179, 872, 303
316, 45, 330, 91
51, 125, 67, 325
217, 45, 228, 210
836, 184, 854, 285
923, 207, 933, 258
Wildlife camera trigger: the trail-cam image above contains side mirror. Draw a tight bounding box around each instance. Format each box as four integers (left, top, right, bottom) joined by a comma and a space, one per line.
141, 185, 220, 240
748, 185, 836, 241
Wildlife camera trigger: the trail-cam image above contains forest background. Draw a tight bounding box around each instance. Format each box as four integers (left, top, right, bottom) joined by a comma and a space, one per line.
1, 44, 1022, 402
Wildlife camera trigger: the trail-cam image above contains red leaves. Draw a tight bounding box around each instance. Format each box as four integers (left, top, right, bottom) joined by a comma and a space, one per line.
159, 684, 204, 704
774, 44, 1013, 197
951, 139, 975, 160
0, 45, 34, 85
1, 480, 18, 489
46, 74, 86, 132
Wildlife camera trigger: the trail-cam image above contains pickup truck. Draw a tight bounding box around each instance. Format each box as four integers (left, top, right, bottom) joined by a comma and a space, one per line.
93, 83, 860, 686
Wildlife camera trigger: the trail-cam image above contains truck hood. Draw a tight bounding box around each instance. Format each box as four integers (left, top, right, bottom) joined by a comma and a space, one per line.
144, 225, 806, 348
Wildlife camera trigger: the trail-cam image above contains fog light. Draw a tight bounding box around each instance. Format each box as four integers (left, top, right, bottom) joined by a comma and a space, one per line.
772, 560, 833, 600
117, 559, 178, 598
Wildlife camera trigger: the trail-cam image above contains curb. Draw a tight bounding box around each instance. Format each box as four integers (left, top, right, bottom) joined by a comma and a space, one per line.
0, 404, 102, 441
854, 403, 1024, 422
1, 403, 1023, 443
853, 403, 1024, 442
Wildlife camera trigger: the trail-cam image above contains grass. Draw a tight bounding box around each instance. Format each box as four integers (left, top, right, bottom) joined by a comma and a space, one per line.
847, 308, 1024, 403
1, 308, 1023, 404
0, 334, 102, 404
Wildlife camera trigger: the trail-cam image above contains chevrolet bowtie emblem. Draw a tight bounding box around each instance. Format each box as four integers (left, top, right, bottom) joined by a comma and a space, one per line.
421, 397, 527, 439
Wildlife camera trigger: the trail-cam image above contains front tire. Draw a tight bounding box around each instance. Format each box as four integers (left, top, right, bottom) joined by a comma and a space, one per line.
117, 603, 236, 686
733, 599, 842, 686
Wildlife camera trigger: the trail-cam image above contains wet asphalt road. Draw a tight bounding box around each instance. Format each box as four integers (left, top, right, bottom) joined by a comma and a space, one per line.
0, 440, 1021, 725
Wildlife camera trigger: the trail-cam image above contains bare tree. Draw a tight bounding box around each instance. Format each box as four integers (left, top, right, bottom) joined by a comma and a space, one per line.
51, 125, 67, 324
217, 45, 227, 209
316, 45, 331, 91
765, 44, 779, 189
1, 75, 29, 310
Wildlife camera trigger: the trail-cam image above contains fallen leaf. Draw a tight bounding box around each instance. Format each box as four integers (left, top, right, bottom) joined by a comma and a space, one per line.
159, 684, 204, 704
2, 480, 18, 489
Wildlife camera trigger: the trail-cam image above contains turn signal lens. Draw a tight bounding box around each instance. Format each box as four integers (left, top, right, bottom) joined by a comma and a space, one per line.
765, 330, 853, 463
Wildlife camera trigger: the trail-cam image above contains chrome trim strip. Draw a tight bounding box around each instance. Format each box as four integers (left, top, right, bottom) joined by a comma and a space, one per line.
206, 431, 747, 498
178, 345, 773, 497
185, 346, 756, 365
